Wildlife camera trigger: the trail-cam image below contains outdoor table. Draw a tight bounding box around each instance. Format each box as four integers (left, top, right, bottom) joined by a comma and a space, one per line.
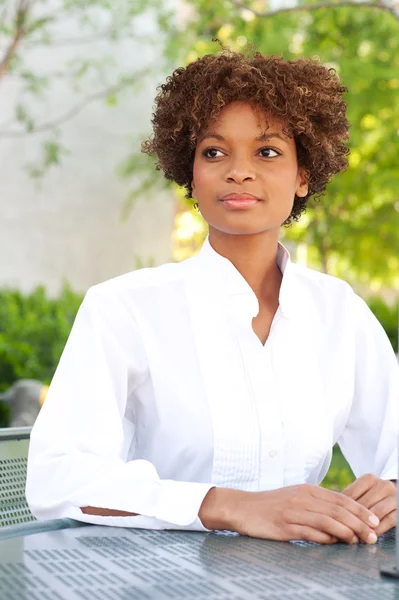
0, 523, 397, 599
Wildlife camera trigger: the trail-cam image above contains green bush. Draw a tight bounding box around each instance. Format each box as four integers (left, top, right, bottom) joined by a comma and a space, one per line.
322, 446, 355, 491
0, 285, 83, 426
0, 403, 10, 429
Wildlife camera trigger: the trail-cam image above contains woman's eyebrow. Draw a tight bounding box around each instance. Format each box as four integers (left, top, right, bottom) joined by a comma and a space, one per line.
197, 133, 224, 143
198, 132, 286, 143
256, 132, 287, 143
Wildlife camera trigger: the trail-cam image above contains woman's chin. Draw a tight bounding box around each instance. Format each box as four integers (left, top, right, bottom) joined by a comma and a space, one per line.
209, 220, 283, 237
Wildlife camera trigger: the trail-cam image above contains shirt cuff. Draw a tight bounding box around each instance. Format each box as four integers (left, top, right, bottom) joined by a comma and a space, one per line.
58, 481, 215, 531
65, 511, 212, 531
153, 480, 215, 526
381, 470, 398, 481
380, 464, 398, 481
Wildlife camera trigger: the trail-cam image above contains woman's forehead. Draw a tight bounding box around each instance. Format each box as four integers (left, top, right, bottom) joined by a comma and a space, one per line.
199, 102, 291, 142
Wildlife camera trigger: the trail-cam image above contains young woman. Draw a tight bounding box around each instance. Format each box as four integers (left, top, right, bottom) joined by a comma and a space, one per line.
26, 50, 398, 545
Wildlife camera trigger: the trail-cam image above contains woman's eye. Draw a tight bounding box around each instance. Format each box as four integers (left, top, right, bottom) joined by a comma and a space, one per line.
202, 148, 223, 158
260, 148, 279, 158
202, 147, 279, 159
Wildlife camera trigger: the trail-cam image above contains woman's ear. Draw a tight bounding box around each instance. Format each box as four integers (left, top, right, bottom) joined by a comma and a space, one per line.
296, 168, 309, 197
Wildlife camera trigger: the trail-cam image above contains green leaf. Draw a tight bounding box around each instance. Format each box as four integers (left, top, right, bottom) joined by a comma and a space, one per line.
15, 104, 35, 132
105, 94, 117, 106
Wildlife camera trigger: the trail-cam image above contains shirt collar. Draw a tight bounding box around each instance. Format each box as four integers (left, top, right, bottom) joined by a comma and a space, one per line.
196, 235, 300, 320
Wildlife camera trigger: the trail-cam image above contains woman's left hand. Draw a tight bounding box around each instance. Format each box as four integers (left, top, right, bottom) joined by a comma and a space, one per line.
342, 474, 396, 538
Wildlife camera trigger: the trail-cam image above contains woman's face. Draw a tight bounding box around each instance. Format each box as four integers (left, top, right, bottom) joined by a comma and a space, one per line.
192, 101, 308, 236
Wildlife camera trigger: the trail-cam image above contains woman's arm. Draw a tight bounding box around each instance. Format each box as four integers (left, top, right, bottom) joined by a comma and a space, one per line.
338, 293, 399, 481
26, 286, 213, 530
78, 484, 382, 545
336, 294, 398, 536
198, 486, 381, 544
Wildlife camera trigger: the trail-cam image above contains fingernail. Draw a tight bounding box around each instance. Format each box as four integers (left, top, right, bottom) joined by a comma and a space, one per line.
367, 532, 377, 544
369, 515, 379, 526
351, 536, 359, 544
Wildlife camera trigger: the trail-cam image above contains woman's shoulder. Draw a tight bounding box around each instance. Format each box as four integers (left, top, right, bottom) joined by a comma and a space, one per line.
287, 263, 371, 335
83, 258, 193, 305
288, 261, 354, 303
71, 260, 193, 338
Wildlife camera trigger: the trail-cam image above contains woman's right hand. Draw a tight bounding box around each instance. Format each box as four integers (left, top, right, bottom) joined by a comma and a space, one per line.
199, 484, 380, 544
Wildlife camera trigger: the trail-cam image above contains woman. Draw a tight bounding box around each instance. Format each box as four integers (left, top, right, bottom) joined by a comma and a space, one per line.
26, 50, 398, 545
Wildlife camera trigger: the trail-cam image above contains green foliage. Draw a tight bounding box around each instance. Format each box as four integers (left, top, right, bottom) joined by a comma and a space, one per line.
0, 285, 83, 392
162, 0, 399, 289
322, 445, 355, 491
282, 6, 399, 289
0, 403, 10, 429
0, 283, 83, 426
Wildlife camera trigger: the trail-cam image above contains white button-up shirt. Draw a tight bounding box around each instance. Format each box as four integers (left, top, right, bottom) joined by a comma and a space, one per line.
26, 238, 399, 531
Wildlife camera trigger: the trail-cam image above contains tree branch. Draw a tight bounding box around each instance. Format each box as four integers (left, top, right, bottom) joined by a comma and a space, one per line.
24, 31, 148, 47
0, 0, 34, 81
0, 70, 148, 138
232, 0, 399, 20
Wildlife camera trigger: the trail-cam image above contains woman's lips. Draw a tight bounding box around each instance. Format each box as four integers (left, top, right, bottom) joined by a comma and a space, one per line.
219, 193, 261, 210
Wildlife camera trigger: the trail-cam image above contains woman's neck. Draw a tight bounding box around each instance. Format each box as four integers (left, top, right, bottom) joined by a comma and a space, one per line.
208, 228, 283, 303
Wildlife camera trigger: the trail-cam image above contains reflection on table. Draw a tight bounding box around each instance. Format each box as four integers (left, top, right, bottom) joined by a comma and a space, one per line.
0, 525, 398, 599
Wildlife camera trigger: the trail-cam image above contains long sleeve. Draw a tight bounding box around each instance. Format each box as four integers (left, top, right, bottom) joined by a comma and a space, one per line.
338, 293, 399, 480
26, 286, 213, 530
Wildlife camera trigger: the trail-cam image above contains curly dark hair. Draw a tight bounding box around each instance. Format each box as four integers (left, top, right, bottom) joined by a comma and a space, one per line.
142, 48, 350, 225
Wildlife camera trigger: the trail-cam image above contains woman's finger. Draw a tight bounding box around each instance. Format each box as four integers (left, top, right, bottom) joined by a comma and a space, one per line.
368, 496, 397, 522
375, 510, 397, 537
288, 525, 338, 545
342, 474, 377, 501
354, 480, 396, 511
310, 487, 380, 532
289, 507, 369, 544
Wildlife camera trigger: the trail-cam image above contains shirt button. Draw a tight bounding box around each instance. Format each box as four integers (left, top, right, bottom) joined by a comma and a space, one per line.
268, 450, 277, 458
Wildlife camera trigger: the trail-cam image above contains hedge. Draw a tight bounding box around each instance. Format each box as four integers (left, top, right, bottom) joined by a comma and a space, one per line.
0, 285, 82, 426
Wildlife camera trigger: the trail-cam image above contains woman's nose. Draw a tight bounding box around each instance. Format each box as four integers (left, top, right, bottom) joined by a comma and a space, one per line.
225, 165, 256, 184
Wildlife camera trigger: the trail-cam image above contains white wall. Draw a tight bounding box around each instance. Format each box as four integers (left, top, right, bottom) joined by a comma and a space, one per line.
0, 3, 177, 296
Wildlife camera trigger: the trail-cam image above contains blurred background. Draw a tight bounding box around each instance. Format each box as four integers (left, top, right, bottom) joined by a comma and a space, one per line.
0, 0, 398, 490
